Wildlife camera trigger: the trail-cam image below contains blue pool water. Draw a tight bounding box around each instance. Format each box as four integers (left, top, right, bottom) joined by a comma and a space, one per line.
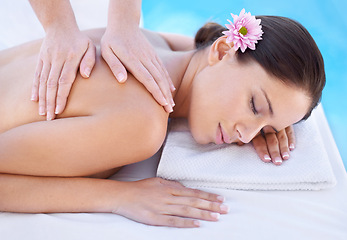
143, 0, 347, 170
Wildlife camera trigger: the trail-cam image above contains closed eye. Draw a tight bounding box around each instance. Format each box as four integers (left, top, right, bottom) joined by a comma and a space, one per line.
250, 96, 258, 115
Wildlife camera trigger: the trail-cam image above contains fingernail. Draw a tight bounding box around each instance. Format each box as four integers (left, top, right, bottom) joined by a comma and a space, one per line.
264, 154, 271, 162
116, 73, 125, 83
217, 196, 225, 202
47, 112, 54, 121
275, 157, 282, 164
194, 220, 200, 227
55, 105, 60, 115
31, 95, 36, 101
171, 99, 175, 107
211, 212, 220, 220
84, 67, 91, 77
282, 152, 289, 160
39, 107, 45, 116
171, 84, 176, 91
289, 143, 295, 150
220, 204, 229, 213
168, 105, 173, 113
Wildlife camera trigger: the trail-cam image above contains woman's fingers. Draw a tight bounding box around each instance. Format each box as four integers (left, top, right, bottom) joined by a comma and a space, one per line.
276, 129, 290, 160
252, 134, 272, 163
252, 126, 295, 165
169, 183, 225, 204
264, 131, 286, 165
116, 178, 228, 228
152, 215, 201, 228
285, 125, 296, 151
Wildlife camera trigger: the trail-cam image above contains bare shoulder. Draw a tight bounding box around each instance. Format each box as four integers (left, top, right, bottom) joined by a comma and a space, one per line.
96, 96, 169, 164
60, 56, 169, 167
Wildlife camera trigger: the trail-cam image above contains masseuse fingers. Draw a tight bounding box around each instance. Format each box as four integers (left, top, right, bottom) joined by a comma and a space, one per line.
130, 60, 172, 111
31, 59, 43, 102
252, 134, 272, 163
55, 59, 80, 116
137, 59, 174, 113
38, 62, 51, 116
46, 63, 63, 120
101, 46, 128, 83
151, 54, 176, 102
264, 132, 283, 165
156, 54, 176, 92
122, 51, 172, 112
285, 125, 296, 151
79, 41, 96, 79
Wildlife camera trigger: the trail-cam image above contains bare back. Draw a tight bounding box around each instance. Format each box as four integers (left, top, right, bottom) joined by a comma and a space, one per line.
0, 29, 172, 177
0, 28, 170, 132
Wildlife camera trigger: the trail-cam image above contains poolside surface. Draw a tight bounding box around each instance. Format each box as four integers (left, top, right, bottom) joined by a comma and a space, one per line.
143, 0, 347, 170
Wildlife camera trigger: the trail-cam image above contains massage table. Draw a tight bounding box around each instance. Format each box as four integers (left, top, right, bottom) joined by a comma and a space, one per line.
1, 1, 346, 239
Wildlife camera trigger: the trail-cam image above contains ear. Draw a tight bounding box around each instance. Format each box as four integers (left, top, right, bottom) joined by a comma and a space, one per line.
208, 36, 234, 65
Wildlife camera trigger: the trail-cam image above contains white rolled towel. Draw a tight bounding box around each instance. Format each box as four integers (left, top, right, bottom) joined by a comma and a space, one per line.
157, 110, 337, 191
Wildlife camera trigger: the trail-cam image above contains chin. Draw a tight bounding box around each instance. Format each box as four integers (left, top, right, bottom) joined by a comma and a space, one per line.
191, 132, 210, 145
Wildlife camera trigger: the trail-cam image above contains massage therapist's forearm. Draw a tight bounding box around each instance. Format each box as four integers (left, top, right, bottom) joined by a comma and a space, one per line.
0, 174, 122, 213
107, 0, 142, 29
29, 0, 78, 32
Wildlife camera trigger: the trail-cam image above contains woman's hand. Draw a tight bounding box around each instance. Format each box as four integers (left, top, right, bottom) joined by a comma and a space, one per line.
251, 125, 295, 165
113, 177, 229, 228
101, 25, 175, 113
31, 28, 96, 120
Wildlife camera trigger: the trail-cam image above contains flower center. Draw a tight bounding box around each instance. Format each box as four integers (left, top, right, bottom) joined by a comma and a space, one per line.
238, 26, 248, 35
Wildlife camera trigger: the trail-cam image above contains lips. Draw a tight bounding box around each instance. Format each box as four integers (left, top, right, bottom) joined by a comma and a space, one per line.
216, 123, 232, 144
220, 124, 232, 144
215, 123, 224, 145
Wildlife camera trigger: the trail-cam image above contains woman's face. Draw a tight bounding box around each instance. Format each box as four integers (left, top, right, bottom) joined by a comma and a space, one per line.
188, 48, 311, 145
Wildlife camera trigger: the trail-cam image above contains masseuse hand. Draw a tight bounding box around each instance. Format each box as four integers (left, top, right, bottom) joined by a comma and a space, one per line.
31, 27, 96, 120
101, 24, 176, 113
114, 178, 229, 228
251, 125, 295, 165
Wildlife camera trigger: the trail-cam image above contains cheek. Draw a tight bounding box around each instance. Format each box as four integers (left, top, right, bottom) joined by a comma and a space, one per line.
188, 70, 227, 143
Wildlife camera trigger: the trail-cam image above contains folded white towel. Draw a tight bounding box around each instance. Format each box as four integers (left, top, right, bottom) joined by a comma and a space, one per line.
157, 112, 337, 190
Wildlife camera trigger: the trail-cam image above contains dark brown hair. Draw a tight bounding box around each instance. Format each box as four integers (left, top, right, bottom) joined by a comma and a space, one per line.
194, 16, 325, 120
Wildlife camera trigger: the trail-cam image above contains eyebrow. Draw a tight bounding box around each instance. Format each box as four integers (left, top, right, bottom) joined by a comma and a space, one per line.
261, 88, 278, 133
261, 88, 273, 116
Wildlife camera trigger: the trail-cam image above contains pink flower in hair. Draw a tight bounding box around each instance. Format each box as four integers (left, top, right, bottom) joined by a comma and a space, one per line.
223, 9, 263, 52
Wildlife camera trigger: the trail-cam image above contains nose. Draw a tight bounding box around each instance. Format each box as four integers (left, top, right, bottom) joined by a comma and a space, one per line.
236, 123, 263, 144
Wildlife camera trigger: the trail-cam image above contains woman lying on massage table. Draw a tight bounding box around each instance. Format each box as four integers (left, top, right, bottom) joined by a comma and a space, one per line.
0, 10, 325, 228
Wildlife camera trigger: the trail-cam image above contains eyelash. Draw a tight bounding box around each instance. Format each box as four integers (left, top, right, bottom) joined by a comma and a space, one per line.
250, 97, 258, 115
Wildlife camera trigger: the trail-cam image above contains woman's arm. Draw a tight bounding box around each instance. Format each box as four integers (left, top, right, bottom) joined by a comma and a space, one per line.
0, 174, 228, 228
0, 173, 119, 213
0, 109, 164, 177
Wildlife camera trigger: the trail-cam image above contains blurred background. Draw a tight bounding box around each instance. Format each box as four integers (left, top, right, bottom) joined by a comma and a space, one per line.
143, 0, 347, 170
0, 0, 346, 170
